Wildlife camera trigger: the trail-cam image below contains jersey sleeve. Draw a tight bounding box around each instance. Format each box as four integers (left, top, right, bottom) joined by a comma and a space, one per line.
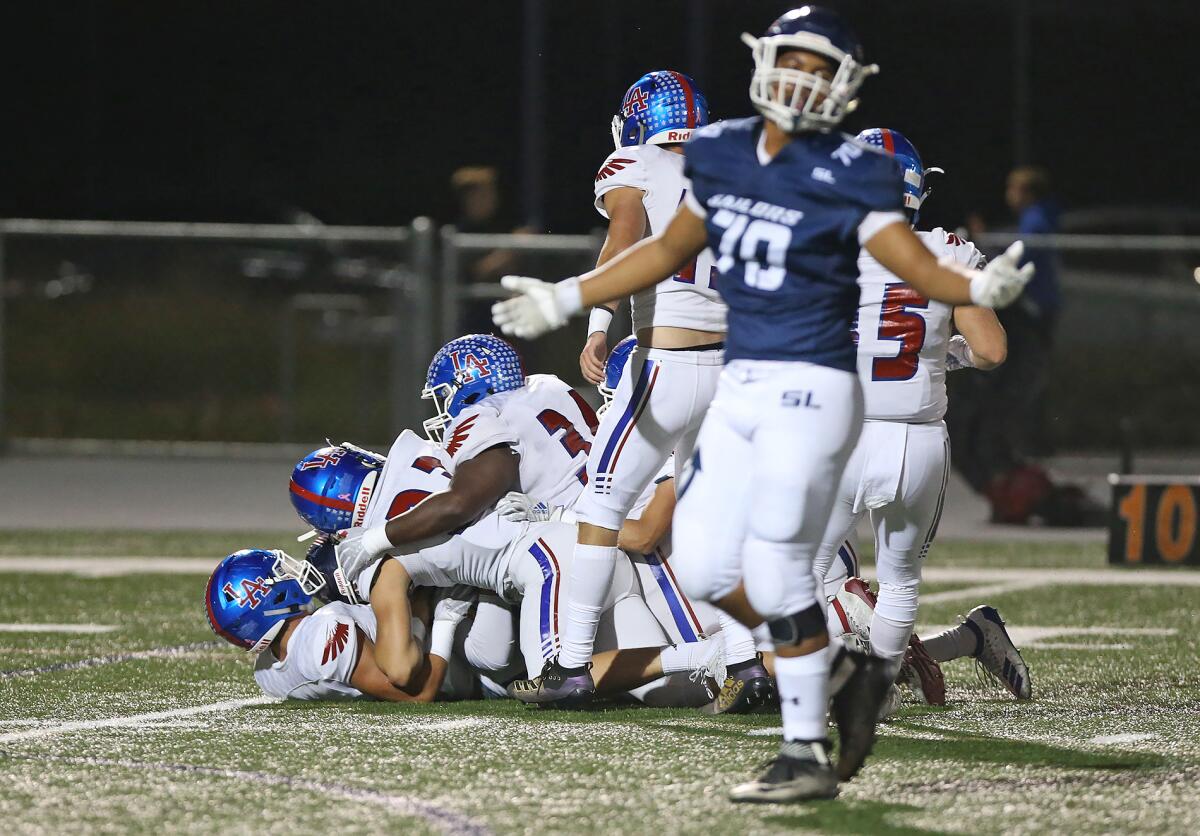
292, 610, 363, 689
442, 406, 517, 466
924, 228, 986, 269
593, 146, 649, 218
397, 549, 456, 588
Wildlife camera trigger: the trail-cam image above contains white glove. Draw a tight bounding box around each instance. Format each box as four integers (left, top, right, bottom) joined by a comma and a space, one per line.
497, 491, 551, 523
434, 585, 478, 627
945, 334, 976, 371
496, 492, 577, 525
333, 525, 393, 584
968, 241, 1035, 309
430, 585, 478, 659
491, 275, 584, 339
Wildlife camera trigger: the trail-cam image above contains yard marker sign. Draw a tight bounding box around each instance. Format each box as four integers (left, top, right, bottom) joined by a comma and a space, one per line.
1108, 474, 1200, 566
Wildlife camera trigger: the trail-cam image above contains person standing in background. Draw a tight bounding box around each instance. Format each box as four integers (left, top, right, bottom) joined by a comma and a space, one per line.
950, 166, 1097, 526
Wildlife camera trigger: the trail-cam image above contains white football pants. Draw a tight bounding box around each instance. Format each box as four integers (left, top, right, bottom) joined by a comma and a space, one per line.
671, 360, 864, 622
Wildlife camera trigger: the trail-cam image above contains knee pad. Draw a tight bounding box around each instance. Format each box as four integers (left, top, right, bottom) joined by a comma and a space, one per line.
874, 582, 920, 625
767, 603, 827, 648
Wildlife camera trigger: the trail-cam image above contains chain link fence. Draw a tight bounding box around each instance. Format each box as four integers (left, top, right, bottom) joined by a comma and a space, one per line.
1, 220, 1197, 452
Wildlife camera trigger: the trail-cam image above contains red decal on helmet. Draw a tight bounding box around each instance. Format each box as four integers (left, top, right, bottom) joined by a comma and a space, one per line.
622, 86, 649, 116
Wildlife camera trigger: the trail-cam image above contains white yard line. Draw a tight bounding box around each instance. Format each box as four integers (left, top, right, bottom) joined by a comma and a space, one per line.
1089, 733, 1160, 745
922, 566, 1200, 587
919, 580, 1043, 605
0, 696, 275, 743
0, 623, 117, 634
422, 718, 487, 732
916, 624, 1176, 647
4, 557, 215, 576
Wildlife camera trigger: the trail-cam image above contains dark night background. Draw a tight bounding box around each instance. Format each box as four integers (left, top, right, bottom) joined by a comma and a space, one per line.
5, 1, 1199, 233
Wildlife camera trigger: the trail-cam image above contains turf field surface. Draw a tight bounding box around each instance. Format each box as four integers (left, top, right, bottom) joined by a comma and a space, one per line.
2, 533, 1198, 834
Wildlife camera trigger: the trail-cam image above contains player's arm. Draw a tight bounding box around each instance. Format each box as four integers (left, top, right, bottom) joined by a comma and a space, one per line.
577, 204, 705, 306
381, 446, 518, 547
580, 188, 648, 383
865, 221, 1033, 310
493, 205, 707, 339
350, 629, 448, 702
368, 559, 445, 695
952, 306, 1007, 370
618, 478, 676, 554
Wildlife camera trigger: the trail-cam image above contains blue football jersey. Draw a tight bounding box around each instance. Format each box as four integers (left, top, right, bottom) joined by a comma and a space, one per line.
684, 117, 905, 370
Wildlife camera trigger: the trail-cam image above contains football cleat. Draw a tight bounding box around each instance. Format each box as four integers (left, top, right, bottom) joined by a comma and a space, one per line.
700, 654, 778, 715
729, 740, 838, 803
965, 606, 1032, 700
506, 657, 595, 709
829, 647, 892, 781
898, 633, 946, 706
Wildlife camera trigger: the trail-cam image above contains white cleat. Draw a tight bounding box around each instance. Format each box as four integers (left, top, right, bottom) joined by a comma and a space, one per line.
964, 606, 1032, 700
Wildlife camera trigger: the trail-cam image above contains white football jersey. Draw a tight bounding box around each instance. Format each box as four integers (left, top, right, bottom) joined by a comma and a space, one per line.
854, 228, 984, 422
253, 601, 481, 701
594, 144, 725, 333
254, 602, 375, 700
440, 374, 596, 509
361, 430, 455, 528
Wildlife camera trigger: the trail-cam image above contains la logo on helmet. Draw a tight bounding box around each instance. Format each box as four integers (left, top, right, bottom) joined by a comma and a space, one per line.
450, 350, 491, 380
224, 576, 271, 609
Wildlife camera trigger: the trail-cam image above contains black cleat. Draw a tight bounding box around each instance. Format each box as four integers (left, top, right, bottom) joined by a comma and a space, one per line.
701, 654, 777, 715
506, 657, 595, 709
829, 648, 892, 781
729, 739, 838, 803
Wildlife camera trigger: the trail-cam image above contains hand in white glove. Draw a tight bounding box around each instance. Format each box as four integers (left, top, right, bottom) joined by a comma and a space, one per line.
333, 525, 392, 584
497, 491, 552, 523
434, 585, 478, 627
945, 334, 976, 371
491, 276, 583, 339
968, 241, 1035, 309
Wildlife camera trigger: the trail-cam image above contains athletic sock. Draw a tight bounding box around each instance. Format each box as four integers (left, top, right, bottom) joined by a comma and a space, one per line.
775, 646, 831, 742
871, 583, 919, 677
658, 636, 717, 675
717, 612, 759, 667
558, 543, 617, 668
922, 621, 982, 663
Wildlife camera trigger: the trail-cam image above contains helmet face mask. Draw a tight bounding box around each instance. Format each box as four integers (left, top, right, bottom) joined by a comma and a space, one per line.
743, 6, 878, 134
422, 335, 526, 441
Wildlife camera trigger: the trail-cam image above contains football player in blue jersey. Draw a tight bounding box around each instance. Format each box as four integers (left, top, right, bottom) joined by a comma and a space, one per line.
492, 6, 1033, 802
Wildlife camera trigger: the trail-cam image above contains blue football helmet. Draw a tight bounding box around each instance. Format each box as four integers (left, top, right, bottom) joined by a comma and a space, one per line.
597, 335, 638, 417
295, 535, 360, 605
742, 6, 878, 133
205, 549, 313, 653
856, 128, 944, 226
289, 442, 386, 534
421, 334, 526, 442
611, 71, 710, 149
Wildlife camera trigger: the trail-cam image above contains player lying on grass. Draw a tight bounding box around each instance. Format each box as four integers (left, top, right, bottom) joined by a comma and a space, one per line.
287, 430, 729, 707
205, 548, 496, 701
